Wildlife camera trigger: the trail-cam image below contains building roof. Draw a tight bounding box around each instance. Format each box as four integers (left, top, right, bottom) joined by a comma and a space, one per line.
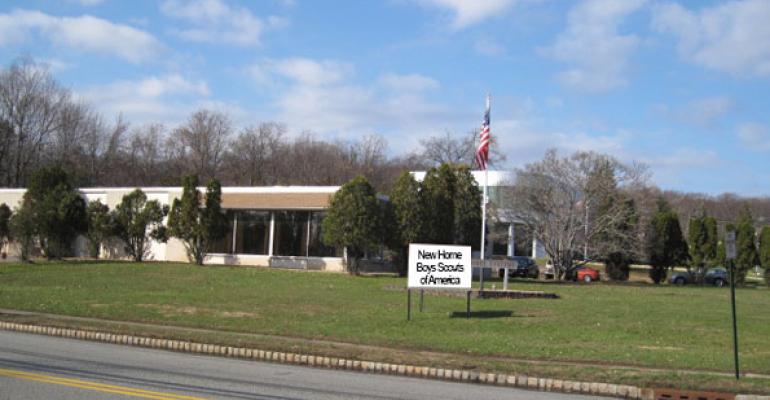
410, 170, 514, 186
2, 186, 341, 210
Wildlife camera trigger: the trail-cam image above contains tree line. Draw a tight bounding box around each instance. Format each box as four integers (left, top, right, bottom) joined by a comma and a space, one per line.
0, 58, 501, 192
504, 150, 770, 284
1, 159, 768, 285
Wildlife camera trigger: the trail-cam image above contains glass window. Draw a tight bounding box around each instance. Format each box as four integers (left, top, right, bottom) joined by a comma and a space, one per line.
209, 210, 235, 254
234, 210, 270, 255
308, 211, 341, 257
272, 211, 309, 256
490, 223, 509, 256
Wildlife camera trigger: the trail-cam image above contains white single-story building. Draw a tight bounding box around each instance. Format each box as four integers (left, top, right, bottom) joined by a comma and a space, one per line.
0, 186, 347, 272
0, 170, 546, 271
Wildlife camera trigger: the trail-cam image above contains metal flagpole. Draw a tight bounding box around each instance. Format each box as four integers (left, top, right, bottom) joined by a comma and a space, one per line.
480, 161, 488, 291
479, 94, 490, 291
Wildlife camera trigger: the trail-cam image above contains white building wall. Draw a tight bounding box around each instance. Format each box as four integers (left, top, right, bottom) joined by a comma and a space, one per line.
0, 187, 346, 272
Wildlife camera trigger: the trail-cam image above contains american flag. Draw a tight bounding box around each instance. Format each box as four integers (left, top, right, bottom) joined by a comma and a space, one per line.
475, 95, 490, 170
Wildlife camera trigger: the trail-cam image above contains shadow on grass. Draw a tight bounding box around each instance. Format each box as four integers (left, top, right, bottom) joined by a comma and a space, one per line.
449, 310, 513, 319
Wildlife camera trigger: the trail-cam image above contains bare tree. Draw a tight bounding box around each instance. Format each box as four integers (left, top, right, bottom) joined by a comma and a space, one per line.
0, 59, 69, 186
418, 129, 507, 168
127, 124, 168, 186
418, 130, 472, 166
501, 149, 646, 279
170, 109, 232, 181
224, 122, 285, 185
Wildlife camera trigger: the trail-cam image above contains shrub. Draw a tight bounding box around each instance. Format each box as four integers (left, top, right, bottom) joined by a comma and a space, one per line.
322, 176, 382, 275
605, 252, 630, 281
112, 189, 167, 262
167, 176, 228, 265
22, 166, 87, 259
9, 206, 35, 262
86, 200, 112, 259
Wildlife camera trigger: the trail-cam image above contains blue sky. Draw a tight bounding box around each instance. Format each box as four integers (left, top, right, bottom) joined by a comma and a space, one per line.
1, 0, 769, 196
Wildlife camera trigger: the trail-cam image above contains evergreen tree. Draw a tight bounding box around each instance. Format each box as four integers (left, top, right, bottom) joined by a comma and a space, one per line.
760, 226, 770, 282
646, 198, 689, 283
322, 176, 382, 274
112, 189, 167, 262
389, 172, 424, 275
717, 223, 735, 267
703, 216, 718, 267
734, 208, 759, 285
85, 200, 112, 259
452, 165, 482, 249
420, 164, 455, 244
688, 214, 707, 272
167, 176, 228, 265
9, 206, 35, 262
419, 163, 482, 248
688, 211, 718, 281
595, 195, 638, 281
22, 166, 87, 259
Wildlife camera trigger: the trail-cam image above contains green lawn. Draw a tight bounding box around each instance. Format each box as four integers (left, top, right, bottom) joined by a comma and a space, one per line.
1, 261, 769, 393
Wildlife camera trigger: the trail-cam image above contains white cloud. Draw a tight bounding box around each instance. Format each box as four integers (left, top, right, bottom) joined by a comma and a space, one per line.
656, 96, 734, 128
0, 9, 163, 63
737, 122, 770, 151
39, 58, 72, 73
379, 73, 440, 92
642, 148, 721, 170
272, 58, 351, 86
80, 74, 211, 125
541, 0, 646, 92
420, 0, 517, 29
161, 0, 285, 46
652, 0, 770, 77
246, 58, 459, 141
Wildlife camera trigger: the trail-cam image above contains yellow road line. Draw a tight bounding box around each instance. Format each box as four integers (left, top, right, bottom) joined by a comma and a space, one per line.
0, 367, 208, 400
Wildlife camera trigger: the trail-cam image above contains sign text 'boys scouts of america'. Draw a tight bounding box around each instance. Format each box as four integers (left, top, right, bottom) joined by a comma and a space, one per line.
407, 244, 472, 289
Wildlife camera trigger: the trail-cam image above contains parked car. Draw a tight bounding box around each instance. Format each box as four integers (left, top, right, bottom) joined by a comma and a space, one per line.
568, 266, 600, 283
669, 267, 729, 287
497, 256, 539, 279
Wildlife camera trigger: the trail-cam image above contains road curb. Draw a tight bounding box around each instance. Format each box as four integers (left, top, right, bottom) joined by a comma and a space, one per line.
1, 321, 765, 400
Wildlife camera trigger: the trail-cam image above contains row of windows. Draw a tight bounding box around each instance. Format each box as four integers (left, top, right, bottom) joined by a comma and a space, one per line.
210, 210, 341, 258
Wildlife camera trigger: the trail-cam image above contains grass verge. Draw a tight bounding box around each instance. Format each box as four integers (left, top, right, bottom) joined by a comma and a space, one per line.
0, 261, 768, 394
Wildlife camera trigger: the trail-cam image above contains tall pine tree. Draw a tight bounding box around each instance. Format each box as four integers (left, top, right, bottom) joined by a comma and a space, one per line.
759, 226, 770, 282
389, 172, 423, 275
646, 198, 689, 284
734, 208, 759, 285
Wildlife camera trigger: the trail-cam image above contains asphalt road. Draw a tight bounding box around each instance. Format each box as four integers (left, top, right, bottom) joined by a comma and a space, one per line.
0, 330, 603, 400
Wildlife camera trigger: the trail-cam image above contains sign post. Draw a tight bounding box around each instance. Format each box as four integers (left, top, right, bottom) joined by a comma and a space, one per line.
407, 243, 472, 320
725, 231, 739, 380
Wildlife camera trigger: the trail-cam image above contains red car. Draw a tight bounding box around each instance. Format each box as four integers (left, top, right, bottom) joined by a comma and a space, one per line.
572, 266, 600, 283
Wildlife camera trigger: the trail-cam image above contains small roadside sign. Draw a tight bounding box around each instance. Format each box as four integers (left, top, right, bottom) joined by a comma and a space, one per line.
408, 243, 472, 289
726, 231, 736, 260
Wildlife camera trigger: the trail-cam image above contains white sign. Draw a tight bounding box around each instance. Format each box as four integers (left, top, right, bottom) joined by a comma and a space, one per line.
408, 243, 472, 289
726, 231, 736, 260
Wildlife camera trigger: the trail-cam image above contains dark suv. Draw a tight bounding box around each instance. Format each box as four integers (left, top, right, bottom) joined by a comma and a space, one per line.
669, 267, 729, 287
498, 256, 539, 279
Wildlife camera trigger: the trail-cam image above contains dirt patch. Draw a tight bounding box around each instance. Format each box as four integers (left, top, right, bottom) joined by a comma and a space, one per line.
137, 304, 200, 317
638, 345, 683, 351
219, 311, 260, 318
